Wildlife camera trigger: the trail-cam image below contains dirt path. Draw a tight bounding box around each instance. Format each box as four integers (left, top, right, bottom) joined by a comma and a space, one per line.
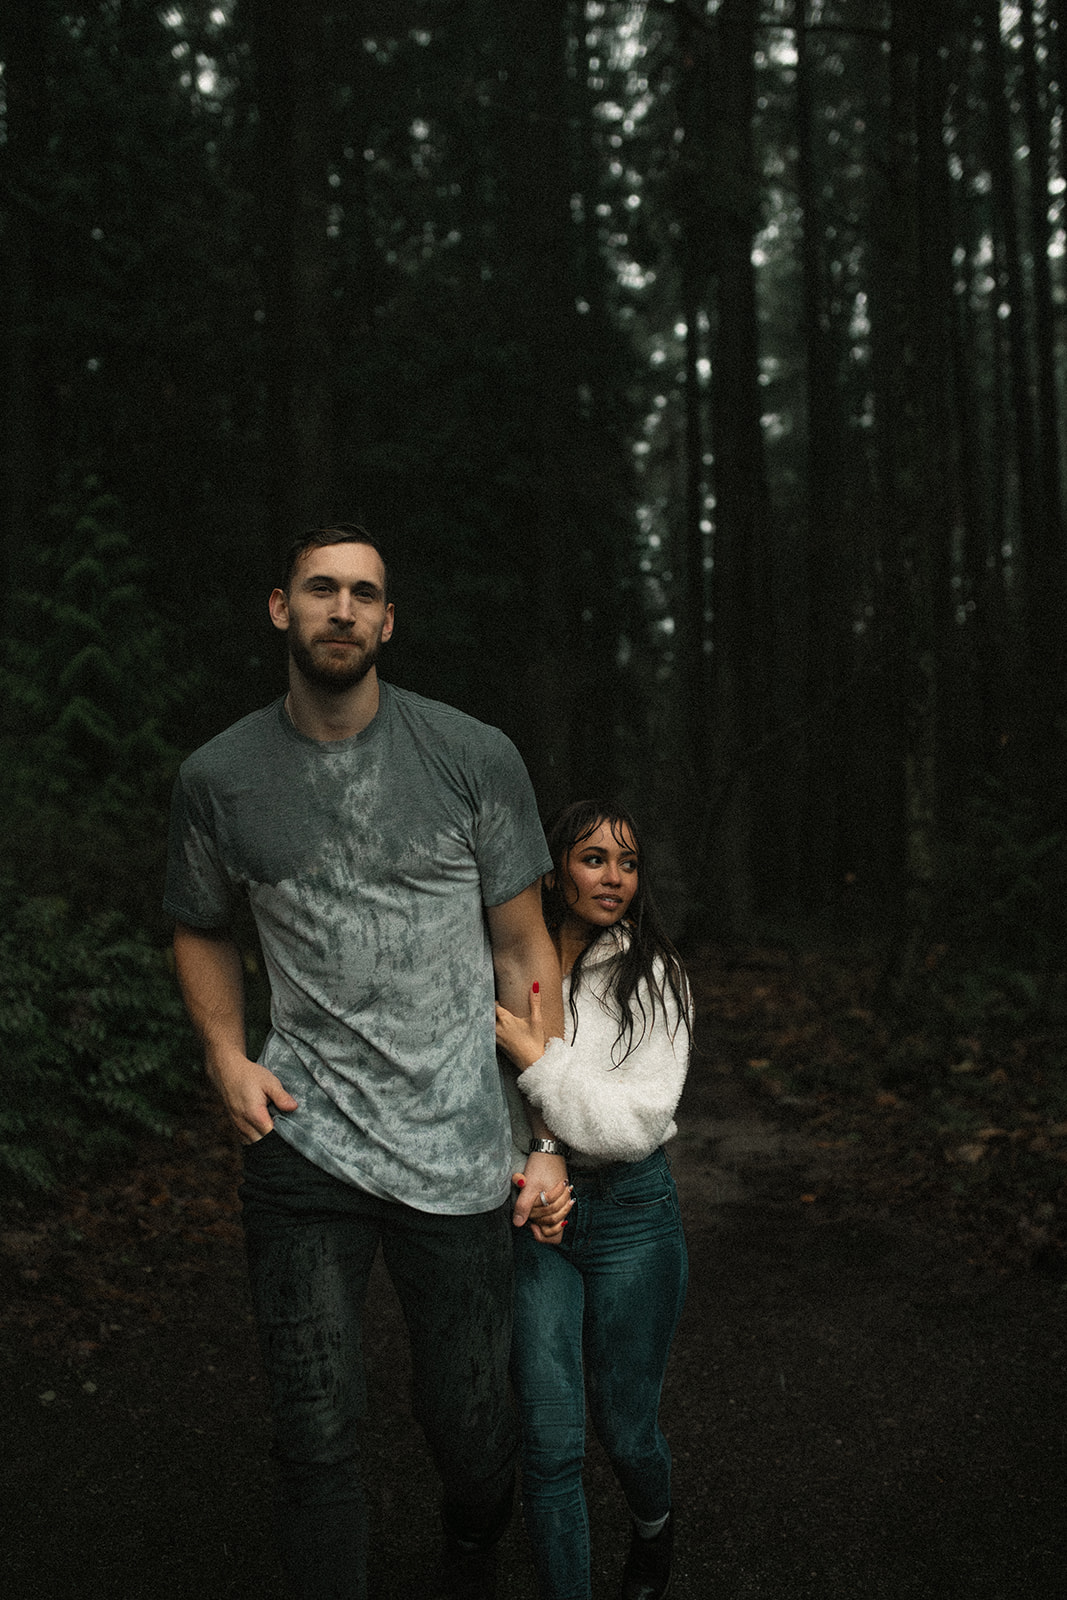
3, 1052, 1065, 1599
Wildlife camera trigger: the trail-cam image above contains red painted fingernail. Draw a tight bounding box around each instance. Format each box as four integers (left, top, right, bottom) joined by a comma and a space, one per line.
532, 981, 539, 994
515, 1177, 525, 1187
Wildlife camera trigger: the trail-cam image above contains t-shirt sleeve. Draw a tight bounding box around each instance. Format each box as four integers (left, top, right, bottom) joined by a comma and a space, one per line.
162, 770, 239, 929
471, 731, 552, 907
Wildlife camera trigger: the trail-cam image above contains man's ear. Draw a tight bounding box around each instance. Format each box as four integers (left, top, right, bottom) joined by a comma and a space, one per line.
381, 602, 395, 644
268, 588, 290, 632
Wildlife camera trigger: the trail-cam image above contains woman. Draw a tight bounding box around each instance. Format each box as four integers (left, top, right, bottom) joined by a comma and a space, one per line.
497, 800, 691, 1600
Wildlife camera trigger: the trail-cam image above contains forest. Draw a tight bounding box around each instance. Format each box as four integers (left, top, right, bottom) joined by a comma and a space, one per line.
1, 0, 1065, 1236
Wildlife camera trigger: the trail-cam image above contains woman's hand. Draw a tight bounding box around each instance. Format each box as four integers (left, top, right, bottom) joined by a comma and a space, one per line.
513, 1172, 574, 1245
495, 980, 547, 1071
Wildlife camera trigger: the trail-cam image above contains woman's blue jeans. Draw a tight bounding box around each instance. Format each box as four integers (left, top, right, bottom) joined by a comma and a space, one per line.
239, 1131, 518, 1600
510, 1147, 688, 1600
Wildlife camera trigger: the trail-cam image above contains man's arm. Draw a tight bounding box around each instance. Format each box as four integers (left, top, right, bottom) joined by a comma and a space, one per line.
485, 883, 567, 1229
173, 921, 298, 1142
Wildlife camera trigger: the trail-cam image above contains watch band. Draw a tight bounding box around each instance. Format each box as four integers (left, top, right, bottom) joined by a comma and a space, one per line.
528, 1138, 567, 1157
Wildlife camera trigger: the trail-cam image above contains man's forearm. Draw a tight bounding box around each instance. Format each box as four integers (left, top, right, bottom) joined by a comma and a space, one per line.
492, 933, 564, 1044
172, 921, 299, 1140
172, 921, 248, 1063
495, 933, 566, 1147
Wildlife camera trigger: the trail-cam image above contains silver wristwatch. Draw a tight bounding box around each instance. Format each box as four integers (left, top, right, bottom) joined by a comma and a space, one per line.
528, 1139, 567, 1157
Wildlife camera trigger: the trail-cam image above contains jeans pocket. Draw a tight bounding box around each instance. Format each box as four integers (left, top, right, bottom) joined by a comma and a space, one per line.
611, 1186, 673, 1211
240, 1128, 281, 1166
607, 1161, 677, 1211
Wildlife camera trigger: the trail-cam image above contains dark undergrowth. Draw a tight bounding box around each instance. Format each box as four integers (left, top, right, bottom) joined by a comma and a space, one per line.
691, 939, 1067, 1275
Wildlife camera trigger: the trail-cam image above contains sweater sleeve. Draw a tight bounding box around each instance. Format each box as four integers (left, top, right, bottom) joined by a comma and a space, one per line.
517, 965, 691, 1162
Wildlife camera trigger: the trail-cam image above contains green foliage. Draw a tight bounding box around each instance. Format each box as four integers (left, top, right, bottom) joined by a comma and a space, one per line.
0, 888, 192, 1193
0, 488, 201, 1190
902, 773, 1067, 1041
0, 485, 199, 931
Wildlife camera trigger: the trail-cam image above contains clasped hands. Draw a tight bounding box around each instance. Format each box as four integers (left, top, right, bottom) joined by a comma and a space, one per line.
497, 981, 575, 1244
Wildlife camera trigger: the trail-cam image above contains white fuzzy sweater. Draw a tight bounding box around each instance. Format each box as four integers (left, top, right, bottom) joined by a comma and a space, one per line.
507, 927, 691, 1168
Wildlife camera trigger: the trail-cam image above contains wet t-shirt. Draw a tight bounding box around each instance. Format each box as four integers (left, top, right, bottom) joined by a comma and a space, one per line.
163, 683, 550, 1214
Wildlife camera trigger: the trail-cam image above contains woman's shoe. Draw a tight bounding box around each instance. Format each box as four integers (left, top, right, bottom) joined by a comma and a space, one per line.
619, 1510, 674, 1600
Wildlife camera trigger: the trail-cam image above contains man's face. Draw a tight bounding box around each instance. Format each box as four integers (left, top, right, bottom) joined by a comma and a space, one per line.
269, 542, 394, 693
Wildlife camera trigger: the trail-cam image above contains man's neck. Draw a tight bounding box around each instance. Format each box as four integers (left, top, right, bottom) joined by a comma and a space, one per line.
284, 669, 382, 742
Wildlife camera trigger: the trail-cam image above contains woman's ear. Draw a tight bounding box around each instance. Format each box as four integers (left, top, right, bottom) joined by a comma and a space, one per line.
543, 871, 555, 891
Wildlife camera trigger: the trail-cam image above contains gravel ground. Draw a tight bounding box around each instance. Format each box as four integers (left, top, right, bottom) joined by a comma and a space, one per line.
3, 1052, 1065, 1600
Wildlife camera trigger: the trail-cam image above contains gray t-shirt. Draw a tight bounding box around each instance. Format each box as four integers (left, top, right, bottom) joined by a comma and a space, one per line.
164, 682, 551, 1214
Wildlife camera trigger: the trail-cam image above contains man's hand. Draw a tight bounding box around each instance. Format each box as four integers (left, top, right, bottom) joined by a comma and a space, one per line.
206, 1047, 298, 1144
487, 886, 571, 1242
173, 922, 298, 1143
512, 1151, 572, 1242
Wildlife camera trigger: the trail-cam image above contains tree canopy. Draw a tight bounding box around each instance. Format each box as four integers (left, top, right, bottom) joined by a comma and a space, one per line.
2, 0, 1065, 950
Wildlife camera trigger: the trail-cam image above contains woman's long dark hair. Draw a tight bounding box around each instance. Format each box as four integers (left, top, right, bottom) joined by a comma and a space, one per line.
541, 800, 691, 1065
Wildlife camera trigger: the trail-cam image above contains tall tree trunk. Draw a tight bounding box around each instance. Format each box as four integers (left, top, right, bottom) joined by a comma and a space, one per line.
871, 0, 952, 959
670, 2, 716, 800
0, 2, 54, 609
494, 1, 585, 810
978, 0, 1063, 743
249, 0, 338, 549
794, 0, 852, 908
704, 0, 766, 934
938, 5, 1009, 770
1018, 0, 1067, 734
913, 2, 974, 819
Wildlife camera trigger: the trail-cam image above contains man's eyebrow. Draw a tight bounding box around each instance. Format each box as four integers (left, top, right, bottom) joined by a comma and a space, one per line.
300, 574, 384, 597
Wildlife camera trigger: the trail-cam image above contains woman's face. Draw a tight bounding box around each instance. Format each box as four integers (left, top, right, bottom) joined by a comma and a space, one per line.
556, 818, 639, 936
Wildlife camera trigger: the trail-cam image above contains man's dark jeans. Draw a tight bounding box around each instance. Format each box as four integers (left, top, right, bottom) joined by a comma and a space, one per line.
240, 1131, 518, 1600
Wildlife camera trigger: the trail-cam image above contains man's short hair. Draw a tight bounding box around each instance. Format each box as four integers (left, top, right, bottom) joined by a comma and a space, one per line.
283, 523, 389, 596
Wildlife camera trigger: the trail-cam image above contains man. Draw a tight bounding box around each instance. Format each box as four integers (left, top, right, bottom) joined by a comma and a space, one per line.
164, 524, 567, 1600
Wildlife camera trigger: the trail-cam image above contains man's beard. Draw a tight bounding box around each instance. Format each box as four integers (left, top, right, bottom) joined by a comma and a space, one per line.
288, 629, 382, 693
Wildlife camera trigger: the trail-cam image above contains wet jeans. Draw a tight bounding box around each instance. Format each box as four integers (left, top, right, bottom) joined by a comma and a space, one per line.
239, 1131, 518, 1600
510, 1147, 688, 1600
